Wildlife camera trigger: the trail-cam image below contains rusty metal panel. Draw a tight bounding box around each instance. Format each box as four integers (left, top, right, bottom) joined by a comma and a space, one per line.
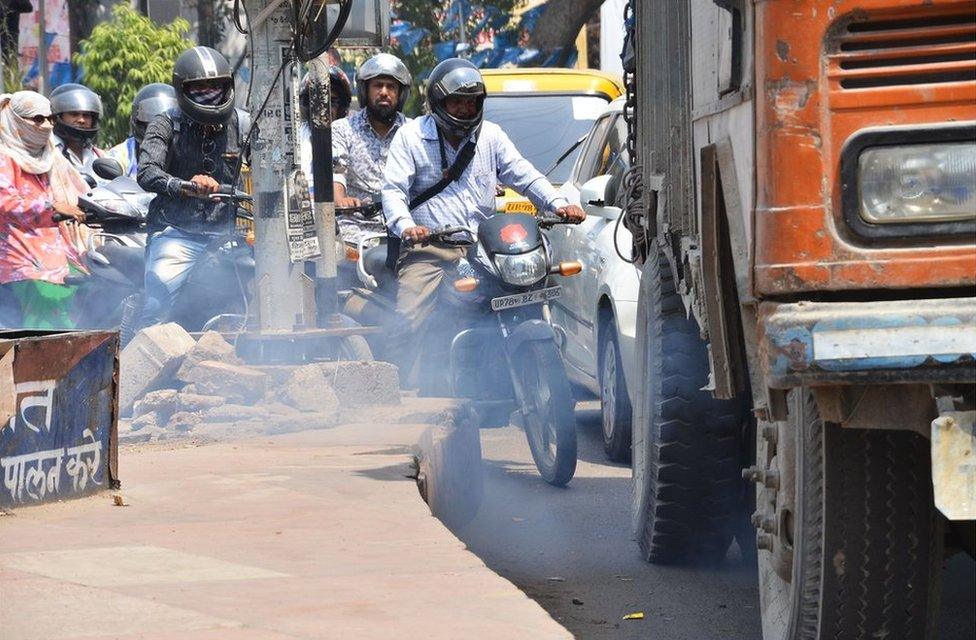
758, 298, 976, 389
0, 331, 119, 508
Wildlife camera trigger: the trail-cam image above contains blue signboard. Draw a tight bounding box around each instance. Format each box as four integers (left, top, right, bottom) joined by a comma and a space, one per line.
0, 331, 119, 508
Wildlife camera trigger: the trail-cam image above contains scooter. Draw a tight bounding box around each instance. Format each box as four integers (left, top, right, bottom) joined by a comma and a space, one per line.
65, 158, 150, 332
341, 209, 584, 487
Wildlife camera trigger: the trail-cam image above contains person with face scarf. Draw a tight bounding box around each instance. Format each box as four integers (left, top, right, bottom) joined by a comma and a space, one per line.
0, 91, 88, 330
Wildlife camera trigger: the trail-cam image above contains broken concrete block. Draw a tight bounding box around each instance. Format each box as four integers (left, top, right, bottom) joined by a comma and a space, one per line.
130, 411, 161, 432
317, 361, 400, 407
167, 411, 202, 433
176, 331, 242, 382
180, 360, 267, 404
133, 389, 180, 421
202, 403, 270, 422
280, 364, 340, 413
119, 323, 196, 415
177, 393, 225, 413
121, 424, 167, 443
267, 411, 338, 435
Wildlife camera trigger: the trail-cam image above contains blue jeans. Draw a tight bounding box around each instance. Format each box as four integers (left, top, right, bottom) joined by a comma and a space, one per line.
139, 227, 212, 328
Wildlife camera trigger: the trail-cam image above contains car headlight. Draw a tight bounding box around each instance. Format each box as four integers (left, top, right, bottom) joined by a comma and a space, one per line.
494, 248, 548, 286
858, 142, 975, 224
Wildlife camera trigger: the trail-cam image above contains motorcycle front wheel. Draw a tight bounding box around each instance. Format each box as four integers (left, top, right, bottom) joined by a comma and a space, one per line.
518, 340, 578, 487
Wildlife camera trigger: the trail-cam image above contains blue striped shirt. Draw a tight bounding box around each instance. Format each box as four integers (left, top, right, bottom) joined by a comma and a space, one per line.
381, 115, 568, 237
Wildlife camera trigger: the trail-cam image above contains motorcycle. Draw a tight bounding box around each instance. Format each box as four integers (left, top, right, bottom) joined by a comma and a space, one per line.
341, 209, 584, 487
59, 159, 255, 343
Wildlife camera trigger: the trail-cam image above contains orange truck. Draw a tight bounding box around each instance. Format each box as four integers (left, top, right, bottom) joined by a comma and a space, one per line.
621, 1, 975, 638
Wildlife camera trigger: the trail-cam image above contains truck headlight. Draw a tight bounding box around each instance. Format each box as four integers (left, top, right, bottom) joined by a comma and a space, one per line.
494, 248, 547, 287
858, 142, 975, 224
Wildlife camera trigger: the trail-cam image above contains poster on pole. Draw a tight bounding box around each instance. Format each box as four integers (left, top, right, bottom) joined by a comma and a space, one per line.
285, 170, 321, 263
18, 1, 73, 90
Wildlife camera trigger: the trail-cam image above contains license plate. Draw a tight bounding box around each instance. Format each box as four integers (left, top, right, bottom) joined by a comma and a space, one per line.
491, 286, 562, 311
504, 200, 537, 214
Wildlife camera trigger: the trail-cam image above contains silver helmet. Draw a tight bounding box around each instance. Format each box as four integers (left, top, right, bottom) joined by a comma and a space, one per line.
131, 83, 178, 143
355, 53, 412, 112
50, 84, 103, 144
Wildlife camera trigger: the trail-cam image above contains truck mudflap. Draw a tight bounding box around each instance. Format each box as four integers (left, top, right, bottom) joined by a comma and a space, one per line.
931, 410, 976, 521
758, 297, 976, 389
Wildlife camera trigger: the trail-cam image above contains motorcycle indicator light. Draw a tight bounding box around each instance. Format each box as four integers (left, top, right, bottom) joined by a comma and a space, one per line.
345, 246, 360, 262
454, 277, 479, 292
554, 261, 582, 276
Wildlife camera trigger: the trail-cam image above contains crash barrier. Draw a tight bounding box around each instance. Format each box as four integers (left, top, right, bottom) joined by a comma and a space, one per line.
0, 330, 120, 509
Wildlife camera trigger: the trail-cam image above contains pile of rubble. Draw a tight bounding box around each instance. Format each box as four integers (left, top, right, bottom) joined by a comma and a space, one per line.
118, 323, 400, 442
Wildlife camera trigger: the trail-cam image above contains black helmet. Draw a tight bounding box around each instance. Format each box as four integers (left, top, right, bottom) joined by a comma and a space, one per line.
50, 84, 102, 144
426, 58, 485, 139
172, 46, 235, 125
356, 53, 412, 112
130, 83, 178, 143
299, 67, 353, 122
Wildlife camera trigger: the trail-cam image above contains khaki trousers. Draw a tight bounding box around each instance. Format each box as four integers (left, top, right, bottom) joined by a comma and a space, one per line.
388, 242, 467, 386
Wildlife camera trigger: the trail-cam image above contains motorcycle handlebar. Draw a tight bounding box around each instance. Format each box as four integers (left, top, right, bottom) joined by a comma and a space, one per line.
335, 202, 383, 219
537, 215, 576, 229
52, 212, 73, 223
402, 226, 472, 247
180, 180, 252, 204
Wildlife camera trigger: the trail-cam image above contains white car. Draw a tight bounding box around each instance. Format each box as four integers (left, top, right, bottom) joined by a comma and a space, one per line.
547, 98, 640, 462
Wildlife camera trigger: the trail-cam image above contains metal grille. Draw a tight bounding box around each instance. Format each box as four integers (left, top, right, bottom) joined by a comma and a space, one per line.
829, 11, 976, 89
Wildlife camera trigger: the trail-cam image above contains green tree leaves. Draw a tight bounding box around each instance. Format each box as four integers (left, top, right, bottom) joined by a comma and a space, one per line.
73, 5, 192, 147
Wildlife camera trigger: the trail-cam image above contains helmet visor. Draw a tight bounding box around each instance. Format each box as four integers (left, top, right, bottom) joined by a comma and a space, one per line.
185, 79, 233, 106
437, 66, 485, 98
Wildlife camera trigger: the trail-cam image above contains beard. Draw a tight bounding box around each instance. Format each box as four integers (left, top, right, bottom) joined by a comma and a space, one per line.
366, 100, 397, 124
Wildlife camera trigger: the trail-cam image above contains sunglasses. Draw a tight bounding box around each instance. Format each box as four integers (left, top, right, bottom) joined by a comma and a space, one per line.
30, 115, 55, 125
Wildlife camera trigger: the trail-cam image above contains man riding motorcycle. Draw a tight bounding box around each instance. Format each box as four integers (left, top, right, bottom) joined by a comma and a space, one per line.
108, 83, 179, 178
50, 83, 105, 173
380, 57, 584, 384
136, 46, 247, 329
332, 53, 412, 246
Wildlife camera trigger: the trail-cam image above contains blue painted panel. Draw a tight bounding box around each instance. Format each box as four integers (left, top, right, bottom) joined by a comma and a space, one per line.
0, 332, 118, 508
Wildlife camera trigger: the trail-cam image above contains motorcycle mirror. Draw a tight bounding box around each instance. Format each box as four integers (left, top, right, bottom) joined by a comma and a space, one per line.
83, 173, 97, 189
92, 158, 124, 181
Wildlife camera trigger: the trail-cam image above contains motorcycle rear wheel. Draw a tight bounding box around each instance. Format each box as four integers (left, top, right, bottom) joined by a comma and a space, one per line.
518, 340, 577, 487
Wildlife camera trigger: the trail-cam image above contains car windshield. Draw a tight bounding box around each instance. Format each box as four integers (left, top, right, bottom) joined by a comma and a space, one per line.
484, 94, 609, 185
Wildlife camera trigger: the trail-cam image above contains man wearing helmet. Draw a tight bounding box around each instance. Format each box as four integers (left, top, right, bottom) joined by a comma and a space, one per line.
108, 83, 178, 178
50, 83, 105, 173
330, 53, 412, 245
136, 46, 246, 328
380, 58, 584, 382
298, 66, 352, 197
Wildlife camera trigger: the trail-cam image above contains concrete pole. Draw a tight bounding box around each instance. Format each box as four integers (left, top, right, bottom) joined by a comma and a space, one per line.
245, 0, 315, 331
307, 53, 339, 324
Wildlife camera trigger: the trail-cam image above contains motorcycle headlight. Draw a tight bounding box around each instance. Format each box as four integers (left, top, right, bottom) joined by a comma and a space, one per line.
858, 142, 976, 224
494, 248, 548, 287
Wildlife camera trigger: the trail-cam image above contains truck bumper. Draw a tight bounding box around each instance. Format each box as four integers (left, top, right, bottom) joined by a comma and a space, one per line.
758, 297, 976, 389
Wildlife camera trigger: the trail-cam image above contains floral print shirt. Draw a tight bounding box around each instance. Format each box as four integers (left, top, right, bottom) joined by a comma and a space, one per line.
0, 153, 81, 285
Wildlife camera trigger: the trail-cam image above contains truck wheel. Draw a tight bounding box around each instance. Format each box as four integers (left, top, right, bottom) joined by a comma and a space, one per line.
632, 251, 743, 564
600, 319, 632, 462
757, 389, 943, 640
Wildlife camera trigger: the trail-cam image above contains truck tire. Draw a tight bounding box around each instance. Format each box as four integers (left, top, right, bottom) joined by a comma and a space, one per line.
632, 250, 743, 564
758, 389, 943, 640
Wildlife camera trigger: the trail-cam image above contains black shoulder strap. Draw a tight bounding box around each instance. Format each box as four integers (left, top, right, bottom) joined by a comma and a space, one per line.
408, 129, 477, 211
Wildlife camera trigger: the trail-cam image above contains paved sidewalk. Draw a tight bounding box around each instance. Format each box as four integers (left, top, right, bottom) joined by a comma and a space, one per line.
0, 401, 572, 640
